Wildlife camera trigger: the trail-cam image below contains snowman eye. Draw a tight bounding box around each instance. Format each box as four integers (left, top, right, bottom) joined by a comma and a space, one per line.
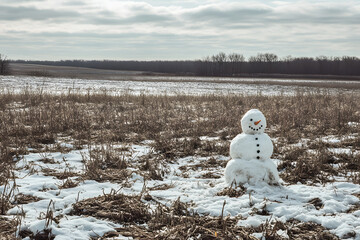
250, 119, 253, 121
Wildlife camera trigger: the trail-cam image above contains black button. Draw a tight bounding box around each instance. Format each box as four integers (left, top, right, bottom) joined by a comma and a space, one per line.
249, 126, 251, 128
257, 156, 260, 159
257, 144, 259, 147
257, 150, 260, 153
255, 138, 258, 140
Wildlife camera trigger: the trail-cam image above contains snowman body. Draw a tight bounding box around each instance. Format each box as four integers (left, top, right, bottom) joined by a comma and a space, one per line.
230, 133, 273, 161
224, 158, 279, 186
225, 109, 280, 186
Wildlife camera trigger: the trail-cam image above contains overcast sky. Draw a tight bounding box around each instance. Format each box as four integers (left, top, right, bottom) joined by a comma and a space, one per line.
1, 0, 359, 60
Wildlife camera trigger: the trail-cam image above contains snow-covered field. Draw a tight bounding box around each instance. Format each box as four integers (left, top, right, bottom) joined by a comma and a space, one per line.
0, 75, 357, 96
1, 136, 359, 239
0, 76, 359, 239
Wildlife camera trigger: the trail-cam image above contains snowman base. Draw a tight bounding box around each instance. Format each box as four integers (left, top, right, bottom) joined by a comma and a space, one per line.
224, 158, 280, 186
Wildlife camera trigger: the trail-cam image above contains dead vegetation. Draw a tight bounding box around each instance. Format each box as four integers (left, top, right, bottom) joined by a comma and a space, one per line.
82, 145, 130, 182
278, 141, 360, 184
216, 184, 246, 198
14, 194, 41, 204
19, 200, 57, 240
0, 173, 17, 215
19, 229, 55, 240
0, 216, 19, 240
281, 220, 339, 240
0, 89, 358, 150
72, 191, 340, 240
72, 192, 256, 239
0, 88, 359, 239
71, 190, 151, 224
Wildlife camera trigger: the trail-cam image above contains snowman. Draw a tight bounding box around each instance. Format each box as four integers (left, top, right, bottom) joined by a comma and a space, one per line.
225, 109, 280, 186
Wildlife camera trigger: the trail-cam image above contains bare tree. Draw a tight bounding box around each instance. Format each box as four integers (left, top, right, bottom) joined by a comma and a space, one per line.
212, 52, 227, 75
228, 53, 245, 75
282, 55, 293, 62
263, 53, 278, 62
249, 53, 278, 62
0, 54, 10, 75
228, 53, 245, 62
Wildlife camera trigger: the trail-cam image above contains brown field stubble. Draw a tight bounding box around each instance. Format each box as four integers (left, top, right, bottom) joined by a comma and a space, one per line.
0, 89, 358, 239
0, 89, 359, 184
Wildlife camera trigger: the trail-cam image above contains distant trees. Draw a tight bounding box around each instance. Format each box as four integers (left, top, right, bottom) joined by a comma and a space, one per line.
197, 52, 246, 76
12, 53, 360, 77
248, 53, 278, 62
0, 54, 10, 75
197, 53, 360, 76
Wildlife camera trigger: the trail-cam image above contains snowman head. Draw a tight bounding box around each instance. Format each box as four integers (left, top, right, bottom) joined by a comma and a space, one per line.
241, 109, 267, 134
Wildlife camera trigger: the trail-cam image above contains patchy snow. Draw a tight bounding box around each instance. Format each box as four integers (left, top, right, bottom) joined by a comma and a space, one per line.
0, 75, 356, 96
2, 141, 360, 239
320, 134, 358, 144
144, 155, 360, 239
54, 216, 121, 240
348, 122, 360, 127
328, 148, 358, 155
3, 144, 151, 239
199, 136, 220, 141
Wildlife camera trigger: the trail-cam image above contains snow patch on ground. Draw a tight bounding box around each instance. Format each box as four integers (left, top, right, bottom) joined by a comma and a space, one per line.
2, 141, 360, 239
4, 144, 151, 239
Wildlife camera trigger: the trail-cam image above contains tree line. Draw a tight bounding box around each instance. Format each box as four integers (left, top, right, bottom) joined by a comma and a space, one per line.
0, 54, 10, 75
9, 52, 360, 76
197, 53, 360, 76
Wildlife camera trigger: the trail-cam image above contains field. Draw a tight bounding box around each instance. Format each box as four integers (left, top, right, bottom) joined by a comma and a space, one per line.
0, 72, 360, 239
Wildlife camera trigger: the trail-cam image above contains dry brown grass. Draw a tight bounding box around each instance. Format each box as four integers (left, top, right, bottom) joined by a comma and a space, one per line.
71, 191, 341, 240
1, 88, 357, 238
72, 192, 256, 240
72, 192, 151, 224
82, 145, 131, 183
0, 89, 358, 146
0, 89, 359, 185
216, 185, 246, 198
0, 216, 19, 240
14, 194, 41, 205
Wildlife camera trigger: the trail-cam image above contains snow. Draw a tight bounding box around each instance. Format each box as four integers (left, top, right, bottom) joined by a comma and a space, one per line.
230, 133, 273, 160
151, 155, 360, 238
199, 136, 220, 141
320, 134, 358, 144
54, 216, 120, 240
348, 122, 360, 127
224, 158, 280, 185
328, 148, 358, 155
0, 75, 356, 96
3, 143, 151, 239
1, 138, 360, 239
240, 216, 263, 227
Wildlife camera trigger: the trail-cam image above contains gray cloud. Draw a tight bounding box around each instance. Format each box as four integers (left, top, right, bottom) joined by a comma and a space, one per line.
0, 5, 79, 21
184, 5, 271, 24
2, 2, 359, 27
63, 0, 86, 6
92, 13, 174, 25
1, 0, 46, 2
183, 3, 360, 26
1, 1, 359, 60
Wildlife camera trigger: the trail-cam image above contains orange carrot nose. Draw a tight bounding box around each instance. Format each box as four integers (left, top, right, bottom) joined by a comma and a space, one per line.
254, 120, 261, 125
